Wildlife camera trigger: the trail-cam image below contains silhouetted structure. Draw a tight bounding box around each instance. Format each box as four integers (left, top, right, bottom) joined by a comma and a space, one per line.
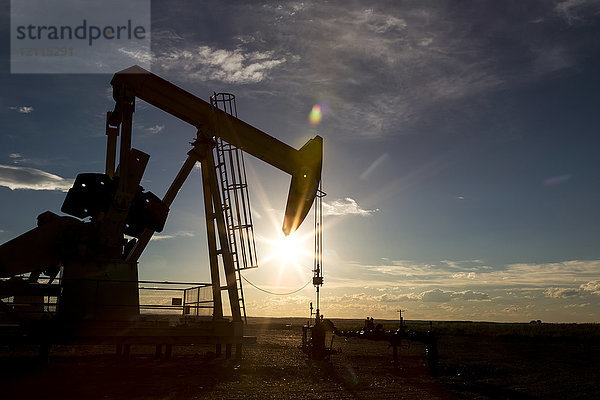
0, 65, 322, 359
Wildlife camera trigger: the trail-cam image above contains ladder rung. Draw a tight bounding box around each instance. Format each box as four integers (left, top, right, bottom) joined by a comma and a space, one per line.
227, 183, 247, 190
231, 224, 252, 230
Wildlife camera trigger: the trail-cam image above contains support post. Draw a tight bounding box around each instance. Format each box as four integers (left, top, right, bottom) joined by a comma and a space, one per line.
193, 140, 241, 323
200, 157, 224, 320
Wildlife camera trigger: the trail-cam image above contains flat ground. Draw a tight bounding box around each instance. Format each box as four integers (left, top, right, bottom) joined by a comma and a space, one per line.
0, 318, 598, 399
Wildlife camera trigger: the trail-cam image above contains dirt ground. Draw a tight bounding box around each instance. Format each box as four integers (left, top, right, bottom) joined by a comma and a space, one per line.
0, 319, 598, 399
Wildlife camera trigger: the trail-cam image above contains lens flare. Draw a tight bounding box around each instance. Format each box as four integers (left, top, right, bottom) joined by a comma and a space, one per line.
309, 104, 322, 125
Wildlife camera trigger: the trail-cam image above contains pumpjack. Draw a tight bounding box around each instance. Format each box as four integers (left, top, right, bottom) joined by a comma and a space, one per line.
0, 66, 322, 358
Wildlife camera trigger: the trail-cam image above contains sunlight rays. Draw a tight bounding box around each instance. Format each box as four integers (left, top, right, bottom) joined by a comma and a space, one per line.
242, 160, 318, 289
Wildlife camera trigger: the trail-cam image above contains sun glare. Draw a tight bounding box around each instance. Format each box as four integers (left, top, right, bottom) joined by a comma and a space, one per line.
274, 235, 303, 265
255, 228, 314, 279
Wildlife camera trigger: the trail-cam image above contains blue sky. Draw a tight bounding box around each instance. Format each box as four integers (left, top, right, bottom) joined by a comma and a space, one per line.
1, 0, 600, 322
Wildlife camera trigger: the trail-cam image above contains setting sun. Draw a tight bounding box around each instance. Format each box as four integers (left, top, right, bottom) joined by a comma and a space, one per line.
273, 234, 303, 265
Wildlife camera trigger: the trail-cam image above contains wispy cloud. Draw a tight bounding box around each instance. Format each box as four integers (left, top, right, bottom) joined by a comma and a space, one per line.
555, 0, 600, 24
118, 47, 153, 64
146, 124, 164, 134
150, 230, 195, 241
8, 106, 34, 113
420, 288, 490, 302
156, 46, 286, 84
564, 303, 590, 308
233, 4, 505, 136
543, 174, 572, 186
227, 3, 598, 138
0, 164, 73, 191
152, 29, 184, 42
334, 258, 600, 290
5, 153, 57, 168
322, 197, 378, 216
544, 287, 581, 298
319, 288, 489, 307
8, 153, 36, 165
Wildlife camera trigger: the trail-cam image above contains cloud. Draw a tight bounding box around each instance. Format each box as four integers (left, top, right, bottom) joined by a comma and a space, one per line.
555, 0, 600, 24
323, 197, 378, 216
324, 289, 489, 304
503, 305, 526, 313
150, 230, 195, 241
118, 47, 153, 64
146, 124, 164, 134
451, 272, 477, 279
453, 290, 490, 301
564, 303, 589, 308
144, 2, 600, 141
0, 164, 73, 191
363, 10, 407, 34
8, 106, 34, 113
492, 260, 600, 286
145, 1, 600, 142
544, 287, 581, 298
580, 280, 600, 295
152, 29, 184, 42
543, 174, 572, 186
6, 153, 51, 167
420, 288, 490, 302
237, 4, 506, 136
322, 288, 488, 306
332, 258, 600, 294
156, 46, 286, 84
420, 289, 453, 302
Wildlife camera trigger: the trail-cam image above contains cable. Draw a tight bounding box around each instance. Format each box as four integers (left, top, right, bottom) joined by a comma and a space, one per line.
241, 274, 312, 296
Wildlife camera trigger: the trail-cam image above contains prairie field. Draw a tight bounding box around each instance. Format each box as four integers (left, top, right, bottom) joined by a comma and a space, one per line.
0, 318, 598, 399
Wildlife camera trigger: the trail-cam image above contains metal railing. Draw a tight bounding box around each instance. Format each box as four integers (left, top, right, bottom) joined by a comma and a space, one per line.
0, 277, 215, 317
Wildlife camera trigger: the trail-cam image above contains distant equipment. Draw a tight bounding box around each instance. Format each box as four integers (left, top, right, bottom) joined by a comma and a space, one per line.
335, 317, 439, 376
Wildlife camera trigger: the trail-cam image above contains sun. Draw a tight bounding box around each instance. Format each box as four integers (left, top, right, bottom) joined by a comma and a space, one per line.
274, 234, 304, 265
255, 229, 314, 276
